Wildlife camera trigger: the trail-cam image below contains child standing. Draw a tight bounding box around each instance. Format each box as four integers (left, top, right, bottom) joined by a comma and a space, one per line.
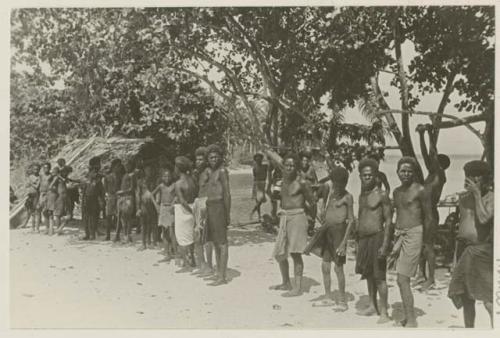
153, 168, 177, 260
304, 166, 354, 311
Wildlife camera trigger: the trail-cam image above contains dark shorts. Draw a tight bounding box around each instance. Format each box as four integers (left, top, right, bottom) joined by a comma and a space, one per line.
205, 199, 228, 245
355, 231, 386, 281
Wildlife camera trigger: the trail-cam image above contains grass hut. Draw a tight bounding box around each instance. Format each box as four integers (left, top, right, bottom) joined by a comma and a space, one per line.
10, 137, 166, 229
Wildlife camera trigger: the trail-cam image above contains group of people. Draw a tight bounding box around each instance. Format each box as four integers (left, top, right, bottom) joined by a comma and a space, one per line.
22, 144, 232, 286
19, 122, 493, 327
252, 124, 493, 328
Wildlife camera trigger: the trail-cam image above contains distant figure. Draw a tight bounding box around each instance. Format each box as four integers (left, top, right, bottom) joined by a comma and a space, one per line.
368, 155, 390, 195
23, 164, 40, 230
205, 144, 231, 285
36, 162, 52, 233
173, 156, 197, 271
304, 166, 354, 311
81, 167, 105, 240
355, 158, 391, 323
56, 158, 66, 171
265, 149, 315, 297
448, 160, 493, 328
45, 166, 60, 236
415, 124, 451, 291
53, 166, 73, 235
299, 150, 318, 235
103, 159, 124, 241
116, 159, 137, 243
388, 157, 434, 328
153, 168, 177, 260
136, 162, 159, 250
193, 146, 213, 275
250, 152, 268, 221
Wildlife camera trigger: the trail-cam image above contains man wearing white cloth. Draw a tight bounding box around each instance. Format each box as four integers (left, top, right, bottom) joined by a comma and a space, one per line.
174, 156, 198, 273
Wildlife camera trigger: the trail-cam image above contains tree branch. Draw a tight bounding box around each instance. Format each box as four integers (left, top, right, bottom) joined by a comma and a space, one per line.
432, 70, 457, 144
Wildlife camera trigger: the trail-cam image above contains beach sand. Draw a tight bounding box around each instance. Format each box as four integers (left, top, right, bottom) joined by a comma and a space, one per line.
9, 169, 490, 329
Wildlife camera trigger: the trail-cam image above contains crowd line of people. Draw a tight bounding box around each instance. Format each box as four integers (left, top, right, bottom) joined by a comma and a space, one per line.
249, 124, 493, 328
22, 144, 231, 286
18, 123, 493, 327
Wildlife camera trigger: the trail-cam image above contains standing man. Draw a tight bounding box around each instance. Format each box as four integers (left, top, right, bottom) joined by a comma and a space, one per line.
415, 124, 451, 290
304, 166, 354, 311
23, 164, 40, 231
250, 152, 268, 221
355, 159, 392, 323
205, 145, 231, 285
103, 159, 123, 241
448, 160, 493, 328
116, 159, 137, 243
35, 162, 52, 232
388, 157, 434, 327
173, 156, 197, 271
299, 150, 318, 235
81, 166, 105, 240
193, 146, 213, 275
265, 150, 315, 297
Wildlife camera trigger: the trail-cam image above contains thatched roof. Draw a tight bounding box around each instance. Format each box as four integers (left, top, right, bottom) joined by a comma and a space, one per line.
54, 137, 159, 178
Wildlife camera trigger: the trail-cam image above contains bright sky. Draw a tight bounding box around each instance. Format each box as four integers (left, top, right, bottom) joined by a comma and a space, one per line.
334, 41, 485, 156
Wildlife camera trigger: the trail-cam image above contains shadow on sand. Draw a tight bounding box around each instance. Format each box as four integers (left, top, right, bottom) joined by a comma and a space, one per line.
390, 301, 426, 322
228, 227, 275, 247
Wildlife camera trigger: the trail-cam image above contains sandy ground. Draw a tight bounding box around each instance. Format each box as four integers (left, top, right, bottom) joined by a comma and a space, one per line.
9, 171, 491, 329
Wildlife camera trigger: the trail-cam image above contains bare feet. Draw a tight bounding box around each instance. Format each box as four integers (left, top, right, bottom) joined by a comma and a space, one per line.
357, 306, 377, 316
404, 319, 418, 328
209, 278, 227, 286
411, 277, 426, 288
419, 280, 435, 291
377, 314, 391, 324
281, 289, 302, 297
138, 245, 146, 251
333, 301, 348, 312
176, 266, 193, 273
269, 283, 292, 291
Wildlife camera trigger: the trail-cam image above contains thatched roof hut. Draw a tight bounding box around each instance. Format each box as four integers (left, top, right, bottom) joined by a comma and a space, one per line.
53, 137, 165, 178
10, 137, 166, 228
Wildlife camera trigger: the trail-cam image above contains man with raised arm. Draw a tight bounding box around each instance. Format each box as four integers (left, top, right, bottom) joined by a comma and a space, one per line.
355, 158, 391, 323
389, 157, 434, 328
265, 148, 316, 297
448, 160, 493, 328
415, 124, 451, 290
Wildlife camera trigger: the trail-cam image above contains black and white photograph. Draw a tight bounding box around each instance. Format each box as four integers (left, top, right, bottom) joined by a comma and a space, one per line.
7, 2, 496, 330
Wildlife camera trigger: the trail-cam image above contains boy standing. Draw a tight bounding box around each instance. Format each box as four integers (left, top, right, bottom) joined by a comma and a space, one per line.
304, 166, 354, 310
250, 153, 268, 221
205, 145, 231, 285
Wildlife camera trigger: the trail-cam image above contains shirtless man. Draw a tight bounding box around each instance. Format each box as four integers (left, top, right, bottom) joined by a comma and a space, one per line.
415, 124, 451, 290
23, 164, 40, 231
116, 159, 137, 243
355, 159, 391, 323
205, 145, 231, 285
448, 160, 493, 328
81, 167, 105, 240
35, 162, 52, 232
250, 153, 268, 221
299, 150, 318, 235
389, 157, 434, 327
173, 156, 197, 271
193, 147, 213, 275
137, 162, 159, 250
153, 168, 177, 259
103, 159, 123, 241
304, 166, 354, 310
265, 149, 315, 297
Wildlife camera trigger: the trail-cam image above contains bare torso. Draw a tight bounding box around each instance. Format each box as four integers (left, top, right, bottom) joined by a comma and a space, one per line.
457, 191, 493, 244
358, 187, 386, 236
176, 175, 197, 204
394, 183, 424, 230
280, 177, 307, 210
159, 183, 176, 205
